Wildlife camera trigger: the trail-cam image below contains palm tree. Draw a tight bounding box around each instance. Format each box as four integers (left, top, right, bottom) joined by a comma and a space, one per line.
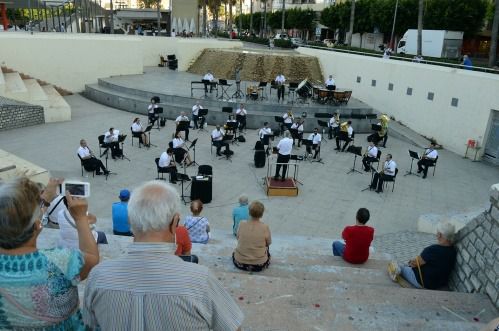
347, 0, 355, 46
489, 0, 499, 67
249, 0, 253, 34
416, 0, 423, 56
281, 0, 285, 33
228, 0, 236, 32
261, 0, 268, 38
208, 0, 222, 35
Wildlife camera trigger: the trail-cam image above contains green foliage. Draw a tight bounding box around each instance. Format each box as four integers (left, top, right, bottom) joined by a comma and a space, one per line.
240, 35, 270, 45
235, 8, 315, 32
273, 39, 293, 48
137, 0, 160, 9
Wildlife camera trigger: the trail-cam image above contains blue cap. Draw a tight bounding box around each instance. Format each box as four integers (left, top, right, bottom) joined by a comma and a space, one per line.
119, 189, 130, 201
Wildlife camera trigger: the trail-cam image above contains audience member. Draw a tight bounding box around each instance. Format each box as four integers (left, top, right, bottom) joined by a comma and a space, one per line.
184, 200, 210, 244
233, 201, 272, 272
83, 181, 243, 330
388, 221, 456, 289
0, 178, 99, 329
112, 189, 133, 236
332, 208, 374, 264
172, 214, 199, 264
40, 177, 65, 229
232, 195, 249, 236
58, 204, 108, 248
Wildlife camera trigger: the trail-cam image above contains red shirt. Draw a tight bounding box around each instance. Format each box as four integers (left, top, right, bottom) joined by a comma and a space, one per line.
342, 225, 374, 264
175, 226, 192, 256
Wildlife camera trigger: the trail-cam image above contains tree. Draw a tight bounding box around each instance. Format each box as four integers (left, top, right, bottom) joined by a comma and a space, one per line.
249, 0, 253, 33
417, 0, 423, 56
490, 0, 499, 67
137, 0, 158, 8
281, 0, 285, 32
347, 0, 356, 45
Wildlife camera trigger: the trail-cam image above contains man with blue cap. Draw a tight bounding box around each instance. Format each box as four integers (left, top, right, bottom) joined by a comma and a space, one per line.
112, 189, 133, 236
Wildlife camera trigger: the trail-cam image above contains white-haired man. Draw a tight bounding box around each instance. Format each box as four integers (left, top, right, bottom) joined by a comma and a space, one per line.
83, 181, 244, 330
388, 222, 456, 289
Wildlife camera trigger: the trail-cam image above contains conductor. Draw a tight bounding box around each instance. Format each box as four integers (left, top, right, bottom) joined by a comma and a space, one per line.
274, 131, 293, 181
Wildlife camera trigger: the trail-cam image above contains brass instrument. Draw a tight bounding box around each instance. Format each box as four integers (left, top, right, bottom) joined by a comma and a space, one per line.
378, 114, 390, 137
340, 121, 349, 132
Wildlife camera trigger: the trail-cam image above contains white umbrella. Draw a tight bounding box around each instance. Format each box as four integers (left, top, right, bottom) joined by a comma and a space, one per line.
177, 17, 183, 33
171, 16, 177, 33
183, 18, 189, 33
189, 17, 196, 34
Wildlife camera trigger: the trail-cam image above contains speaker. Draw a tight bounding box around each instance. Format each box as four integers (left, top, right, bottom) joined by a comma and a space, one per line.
190, 176, 212, 203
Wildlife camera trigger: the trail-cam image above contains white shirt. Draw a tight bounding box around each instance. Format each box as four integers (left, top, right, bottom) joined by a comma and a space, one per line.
203, 73, 214, 81
176, 115, 189, 123
283, 113, 293, 124
211, 129, 224, 141
172, 138, 184, 148
148, 104, 158, 113
275, 75, 286, 85
159, 152, 174, 167
104, 130, 119, 143
58, 209, 98, 249
291, 122, 304, 132
325, 78, 335, 86
308, 133, 321, 145
192, 104, 202, 116
131, 122, 143, 132
236, 108, 247, 116
424, 148, 438, 160
329, 116, 339, 128
367, 145, 378, 158
78, 146, 91, 158
259, 127, 272, 139
383, 160, 397, 176
347, 126, 353, 138
276, 137, 293, 155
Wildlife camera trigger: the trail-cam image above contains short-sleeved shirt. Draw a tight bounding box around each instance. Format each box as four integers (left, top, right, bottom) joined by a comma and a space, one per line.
413, 244, 456, 289
58, 209, 98, 248
232, 204, 249, 236
342, 225, 375, 264
211, 129, 224, 141
175, 226, 192, 256
112, 201, 130, 233
234, 221, 272, 265
77, 146, 91, 158
0, 248, 85, 330
159, 152, 174, 168
184, 216, 210, 243
277, 137, 293, 155
131, 122, 143, 132
308, 133, 321, 145
83, 243, 244, 330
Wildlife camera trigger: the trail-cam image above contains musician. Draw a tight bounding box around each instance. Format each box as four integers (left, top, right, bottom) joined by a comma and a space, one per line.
306, 128, 322, 159
103, 127, 122, 159
175, 111, 190, 141
235, 103, 247, 132
328, 111, 340, 139
274, 131, 293, 181
131, 118, 149, 147
147, 97, 159, 126
282, 111, 294, 132
336, 121, 354, 152
235, 67, 241, 93
77, 139, 109, 175
203, 70, 215, 93
368, 114, 389, 147
191, 101, 203, 129
211, 125, 231, 157
158, 148, 178, 184
325, 75, 336, 90
225, 115, 238, 135
290, 118, 304, 147
172, 132, 193, 166
417, 142, 438, 179
370, 154, 396, 193
275, 73, 286, 103
362, 141, 379, 172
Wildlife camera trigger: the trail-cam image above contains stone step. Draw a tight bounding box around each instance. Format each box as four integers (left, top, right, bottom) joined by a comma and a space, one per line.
0, 67, 5, 95
24, 78, 49, 109
4, 72, 29, 102
217, 271, 497, 331
41, 85, 72, 123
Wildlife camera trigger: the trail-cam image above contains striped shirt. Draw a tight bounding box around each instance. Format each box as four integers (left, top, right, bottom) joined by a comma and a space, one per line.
83, 242, 243, 331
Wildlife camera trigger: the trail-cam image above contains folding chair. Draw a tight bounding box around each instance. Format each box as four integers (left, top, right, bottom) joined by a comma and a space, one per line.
384, 168, 399, 192
155, 157, 173, 181
77, 154, 95, 177
426, 156, 439, 176
131, 127, 143, 148
371, 150, 382, 170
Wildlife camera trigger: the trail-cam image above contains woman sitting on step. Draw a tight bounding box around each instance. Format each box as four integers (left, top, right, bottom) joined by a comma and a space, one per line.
233, 201, 272, 272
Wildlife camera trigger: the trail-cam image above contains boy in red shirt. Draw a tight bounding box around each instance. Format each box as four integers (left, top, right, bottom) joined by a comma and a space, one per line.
332, 208, 374, 264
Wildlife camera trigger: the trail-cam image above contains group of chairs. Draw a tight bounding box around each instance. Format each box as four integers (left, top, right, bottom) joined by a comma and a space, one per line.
159, 54, 178, 70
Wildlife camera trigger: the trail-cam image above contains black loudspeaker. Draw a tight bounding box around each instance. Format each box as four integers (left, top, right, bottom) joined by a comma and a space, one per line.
160, 118, 166, 127
190, 176, 212, 203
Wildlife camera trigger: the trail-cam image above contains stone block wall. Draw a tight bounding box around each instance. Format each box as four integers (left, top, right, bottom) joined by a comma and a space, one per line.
449, 183, 499, 308
0, 104, 45, 131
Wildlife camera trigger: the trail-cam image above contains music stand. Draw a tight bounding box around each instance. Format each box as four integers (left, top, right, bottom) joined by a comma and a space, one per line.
222, 106, 233, 114
118, 135, 130, 161
188, 138, 199, 166
258, 82, 267, 100
144, 124, 157, 147
218, 79, 232, 100
154, 107, 163, 130
201, 79, 210, 98
226, 121, 239, 144
346, 145, 363, 174
198, 109, 208, 131
180, 161, 192, 205
221, 135, 234, 161
301, 139, 313, 161
177, 121, 190, 141
371, 124, 382, 132
317, 120, 329, 144
404, 150, 420, 176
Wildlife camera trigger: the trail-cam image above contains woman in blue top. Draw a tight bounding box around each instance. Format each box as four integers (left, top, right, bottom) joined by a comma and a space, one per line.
0, 177, 99, 330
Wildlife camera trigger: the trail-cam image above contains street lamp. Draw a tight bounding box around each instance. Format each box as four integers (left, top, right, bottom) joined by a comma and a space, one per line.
389, 0, 398, 50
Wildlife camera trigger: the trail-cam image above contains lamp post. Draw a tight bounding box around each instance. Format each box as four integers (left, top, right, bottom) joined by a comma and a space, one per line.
389, 0, 398, 50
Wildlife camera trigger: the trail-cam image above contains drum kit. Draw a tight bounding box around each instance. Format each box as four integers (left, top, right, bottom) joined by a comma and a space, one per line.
246, 86, 259, 101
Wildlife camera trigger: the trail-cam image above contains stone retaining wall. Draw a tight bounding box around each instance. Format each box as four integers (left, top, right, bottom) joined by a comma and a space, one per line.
449, 183, 499, 308
0, 103, 45, 131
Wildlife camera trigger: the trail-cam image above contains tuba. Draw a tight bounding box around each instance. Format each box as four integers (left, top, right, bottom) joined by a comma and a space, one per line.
340, 121, 349, 132
379, 114, 390, 137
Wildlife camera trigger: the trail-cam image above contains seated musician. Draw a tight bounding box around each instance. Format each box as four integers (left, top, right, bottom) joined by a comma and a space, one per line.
336, 121, 354, 152
236, 103, 247, 132
370, 154, 396, 193
328, 111, 340, 139
131, 118, 149, 147
103, 127, 122, 159
203, 70, 215, 93
290, 118, 304, 147
158, 147, 178, 184
258, 122, 273, 152
172, 132, 193, 166
282, 111, 294, 132
211, 125, 231, 156
175, 111, 190, 141
275, 73, 286, 103
77, 139, 109, 175
362, 141, 379, 172
191, 101, 203, 130
147, 98, 159, 126
225, 115, 238, 136
325, 75, 336, 90
417, 142, 438, 179
368, 114, 389, 147
306, 128, 322, 159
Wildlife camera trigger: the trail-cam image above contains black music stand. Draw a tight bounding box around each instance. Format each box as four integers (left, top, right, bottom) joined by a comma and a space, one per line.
346, 145, 363, 174
404, 150, 420, 176
189, 138, 199, 166
258, 82, 268, 100
222, 106, 233, 114
317, 120, 329, 144
144, 124, 157, 147
180, 161, 192, 205
371, 124, 382, 132
221, 134, 234, 161
198, 109, 208, 131
361, 166, 377, 192
153, 107, 163, 130
177, 121, 190, 141
118, 135, 130, 161
226, 121, 239, 144
202, 79, 210, 98
101, 147, 117, 181
218, 79, 232, 100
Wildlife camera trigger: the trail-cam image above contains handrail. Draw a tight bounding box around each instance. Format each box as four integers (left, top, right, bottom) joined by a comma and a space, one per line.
301, 45, 499, 75
0, 165, 16, 173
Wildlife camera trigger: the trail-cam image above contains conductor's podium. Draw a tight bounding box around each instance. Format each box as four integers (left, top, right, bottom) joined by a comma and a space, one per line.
265, 177, 299, 197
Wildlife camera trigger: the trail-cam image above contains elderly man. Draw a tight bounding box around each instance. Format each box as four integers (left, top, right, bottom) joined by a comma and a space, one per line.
388, 222, 456, 289
77, 139, 109, 175
232, 195, 249, 236
83, 181, 244, 330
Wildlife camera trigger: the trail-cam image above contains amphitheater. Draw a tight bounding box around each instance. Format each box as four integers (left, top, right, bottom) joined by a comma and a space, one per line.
1, 33, 498, 330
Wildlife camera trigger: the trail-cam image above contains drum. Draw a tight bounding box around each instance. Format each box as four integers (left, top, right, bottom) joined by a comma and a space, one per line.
296, 79, 313, 98
247, 86, 259, 100
318, 89, 330, 99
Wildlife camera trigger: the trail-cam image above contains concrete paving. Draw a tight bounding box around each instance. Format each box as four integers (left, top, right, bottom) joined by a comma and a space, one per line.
0, 93, 497, 241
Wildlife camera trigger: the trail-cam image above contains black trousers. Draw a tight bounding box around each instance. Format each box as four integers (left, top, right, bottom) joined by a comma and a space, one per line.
362, 156, 377, 171
277, 85, 285, 101
275, 153, 291, 178
192, 114, 199, 129
370, 173, 393, 192
213, 140, 229, 154
328, 126, 339, 139
336, 137, 352, 151
417, 159, 434, 176
108, 142, 121, 158
238, 117, 246, 131
82, 157, 107, 173
306, 144, 320, 158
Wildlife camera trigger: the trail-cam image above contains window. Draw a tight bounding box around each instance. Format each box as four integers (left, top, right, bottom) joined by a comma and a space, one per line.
388, 83, 394, 91
451, 98, 459, 107
406, 87, 412, 96
356, 76, 361, 83
427, 92, 434, 101
371, 80, 376, 87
